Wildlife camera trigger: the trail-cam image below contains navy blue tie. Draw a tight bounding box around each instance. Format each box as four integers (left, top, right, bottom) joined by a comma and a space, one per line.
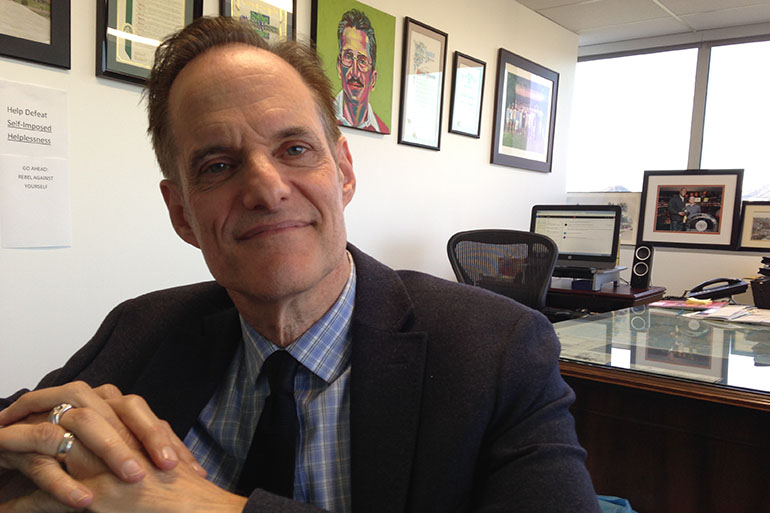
236, 350, 300, 497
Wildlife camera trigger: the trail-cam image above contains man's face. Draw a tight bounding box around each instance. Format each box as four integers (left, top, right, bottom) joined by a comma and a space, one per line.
161, 44, 356, 305
680, 188, 688, 197
337, 27, 377, 108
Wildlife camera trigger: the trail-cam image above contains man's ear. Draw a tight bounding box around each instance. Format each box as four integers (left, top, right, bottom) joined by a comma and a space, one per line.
370, 69, 377, 91
160, 179, 200, 248
334, 137, 356, 207
337, 55, 343, 79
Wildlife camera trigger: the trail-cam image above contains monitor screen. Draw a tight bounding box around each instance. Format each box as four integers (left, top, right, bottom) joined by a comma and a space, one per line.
530, 204, 622, 269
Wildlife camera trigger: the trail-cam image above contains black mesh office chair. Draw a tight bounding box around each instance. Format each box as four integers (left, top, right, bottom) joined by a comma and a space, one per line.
447, 229, 558, 311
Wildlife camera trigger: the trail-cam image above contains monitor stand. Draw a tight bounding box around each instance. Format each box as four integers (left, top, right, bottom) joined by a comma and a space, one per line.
552, 266, 627, 291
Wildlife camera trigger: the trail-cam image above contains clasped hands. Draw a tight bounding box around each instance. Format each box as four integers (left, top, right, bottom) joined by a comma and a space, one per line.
0, 382, 247, 513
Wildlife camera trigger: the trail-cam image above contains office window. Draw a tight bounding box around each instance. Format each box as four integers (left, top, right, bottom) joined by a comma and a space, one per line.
567, 49, 698, 192
701, 40, 770, 199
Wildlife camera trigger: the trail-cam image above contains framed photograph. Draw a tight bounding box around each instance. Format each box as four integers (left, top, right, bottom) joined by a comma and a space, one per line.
311, 0, 395, 134
637, 169, 743, 250
491, 48, 558, 172
96, 0, 203, 84
221, 0, 296, 42
448, 52, 485, 138
398, 17, 448, 150
631, 310, 728, 384
0, 1, 70, 69
566, 191, 641, 246
737, 201, 770, 250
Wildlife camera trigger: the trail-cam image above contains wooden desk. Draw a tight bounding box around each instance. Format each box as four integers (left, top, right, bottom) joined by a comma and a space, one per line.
554, 307, 770, 513
546, 283, 665, 312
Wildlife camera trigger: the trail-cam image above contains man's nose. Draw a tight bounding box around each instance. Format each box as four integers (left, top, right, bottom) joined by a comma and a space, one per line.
240, 154, 291, 210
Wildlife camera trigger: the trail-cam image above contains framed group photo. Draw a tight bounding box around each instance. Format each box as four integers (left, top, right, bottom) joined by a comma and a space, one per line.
96, 0, 203, 84
448, 51, 485, 138
0, 0, 70, 69
737, 201, 770, 250
221, 0, 296, 42
312, 0, 395, 135
398, 17, 448, 150
637, 169, 744, 250
491, 48, 558, 172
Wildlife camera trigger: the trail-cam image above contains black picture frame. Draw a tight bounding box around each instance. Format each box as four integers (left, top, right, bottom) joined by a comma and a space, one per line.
220, 0, 296, 42
491, 48, 558, 172
397, 17, 448, 151
737, 201, 770, 251
96, 0, 203, 85
637, 169, 744, 250
0, 1, 70, 69
448, 51, 485, 138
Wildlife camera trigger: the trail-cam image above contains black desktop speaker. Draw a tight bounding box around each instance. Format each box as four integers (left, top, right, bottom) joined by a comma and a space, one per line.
630, 244, 654, 289
629, 305, 650, 332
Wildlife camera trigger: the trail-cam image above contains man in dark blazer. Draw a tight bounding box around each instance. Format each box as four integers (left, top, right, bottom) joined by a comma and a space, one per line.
0, 16, 599, 513
668, 187, 688, 231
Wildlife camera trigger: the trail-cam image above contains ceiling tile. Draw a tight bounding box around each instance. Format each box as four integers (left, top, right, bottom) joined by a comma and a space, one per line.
540, 0, 675, 32
577, 16, 690, 45
660, 0, 770, 16
516, 0, 591, 9
681, 5, 770, 30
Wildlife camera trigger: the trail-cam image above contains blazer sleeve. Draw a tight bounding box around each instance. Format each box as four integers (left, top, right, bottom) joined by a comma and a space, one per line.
477, 310, 601, 512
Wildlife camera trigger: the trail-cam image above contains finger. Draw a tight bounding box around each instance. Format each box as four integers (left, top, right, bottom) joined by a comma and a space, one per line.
106, 395, 182, 471
92, 384, 122, 401
5, 453, 92, 510
0, 423, 68, 460
0, 382, 115, 426
171, 434, 207, 477
0, 489, 81, 513
158, 422, 206, 477
57, 408, 146, 482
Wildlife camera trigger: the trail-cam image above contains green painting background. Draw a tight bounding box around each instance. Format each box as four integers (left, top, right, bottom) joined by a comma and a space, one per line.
315, 0, 395, 131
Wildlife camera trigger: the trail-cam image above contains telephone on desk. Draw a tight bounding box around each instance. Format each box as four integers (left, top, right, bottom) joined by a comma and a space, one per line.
687, 278, 749, 300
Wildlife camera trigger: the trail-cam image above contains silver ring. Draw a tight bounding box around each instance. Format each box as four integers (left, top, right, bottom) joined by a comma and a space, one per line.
48, 403, 74, 425
56, 432, 75, 462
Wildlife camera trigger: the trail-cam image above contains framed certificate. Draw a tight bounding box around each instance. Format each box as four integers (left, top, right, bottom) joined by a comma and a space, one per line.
221, 0, 296, 42
96, 0, 203, 84
448, 51, 485, 138
397, 17, 448, 151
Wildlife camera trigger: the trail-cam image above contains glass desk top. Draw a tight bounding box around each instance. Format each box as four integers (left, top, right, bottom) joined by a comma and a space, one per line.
554, 305, 770, 396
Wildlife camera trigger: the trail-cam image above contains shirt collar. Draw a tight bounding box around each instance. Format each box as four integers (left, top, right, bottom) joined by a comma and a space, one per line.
240, 251, 356, 385
334, 91, 379, 130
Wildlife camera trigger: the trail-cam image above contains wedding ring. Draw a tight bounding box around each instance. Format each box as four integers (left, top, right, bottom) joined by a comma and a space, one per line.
48, 403, 74, 425
56, 432, 75, 462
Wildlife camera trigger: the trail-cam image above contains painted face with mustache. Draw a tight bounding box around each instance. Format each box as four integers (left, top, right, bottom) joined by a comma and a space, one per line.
337, 26, 377, 111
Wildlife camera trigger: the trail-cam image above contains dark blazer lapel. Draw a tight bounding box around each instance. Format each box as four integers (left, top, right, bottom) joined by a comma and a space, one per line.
349, 246, 428, 513
132, 305, 242, 438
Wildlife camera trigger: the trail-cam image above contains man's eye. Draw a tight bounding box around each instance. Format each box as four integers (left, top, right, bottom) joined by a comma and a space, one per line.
202, 162, 230, 174
285, 145, 307, 156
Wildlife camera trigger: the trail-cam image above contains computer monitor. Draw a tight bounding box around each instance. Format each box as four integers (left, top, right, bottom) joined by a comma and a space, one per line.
529, 204, 622, 270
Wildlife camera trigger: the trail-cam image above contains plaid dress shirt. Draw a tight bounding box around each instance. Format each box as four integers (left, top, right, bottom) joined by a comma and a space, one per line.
184, 255, 355, 512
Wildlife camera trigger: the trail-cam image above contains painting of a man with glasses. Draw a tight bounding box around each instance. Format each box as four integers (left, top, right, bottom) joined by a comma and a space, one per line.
334, 9, 389, 133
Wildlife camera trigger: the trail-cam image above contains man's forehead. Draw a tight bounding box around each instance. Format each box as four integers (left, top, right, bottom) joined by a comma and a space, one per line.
179, 44, 285, 80
341, 27, 369, 52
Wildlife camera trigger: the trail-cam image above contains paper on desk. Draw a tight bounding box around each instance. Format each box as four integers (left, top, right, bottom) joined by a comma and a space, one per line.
685, 305, 770, 324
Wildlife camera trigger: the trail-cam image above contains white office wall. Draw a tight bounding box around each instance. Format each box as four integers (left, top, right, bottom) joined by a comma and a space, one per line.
0, 0, 577, 394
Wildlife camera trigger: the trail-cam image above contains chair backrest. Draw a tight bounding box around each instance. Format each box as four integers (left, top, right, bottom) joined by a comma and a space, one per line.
447, 229, 558, 311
